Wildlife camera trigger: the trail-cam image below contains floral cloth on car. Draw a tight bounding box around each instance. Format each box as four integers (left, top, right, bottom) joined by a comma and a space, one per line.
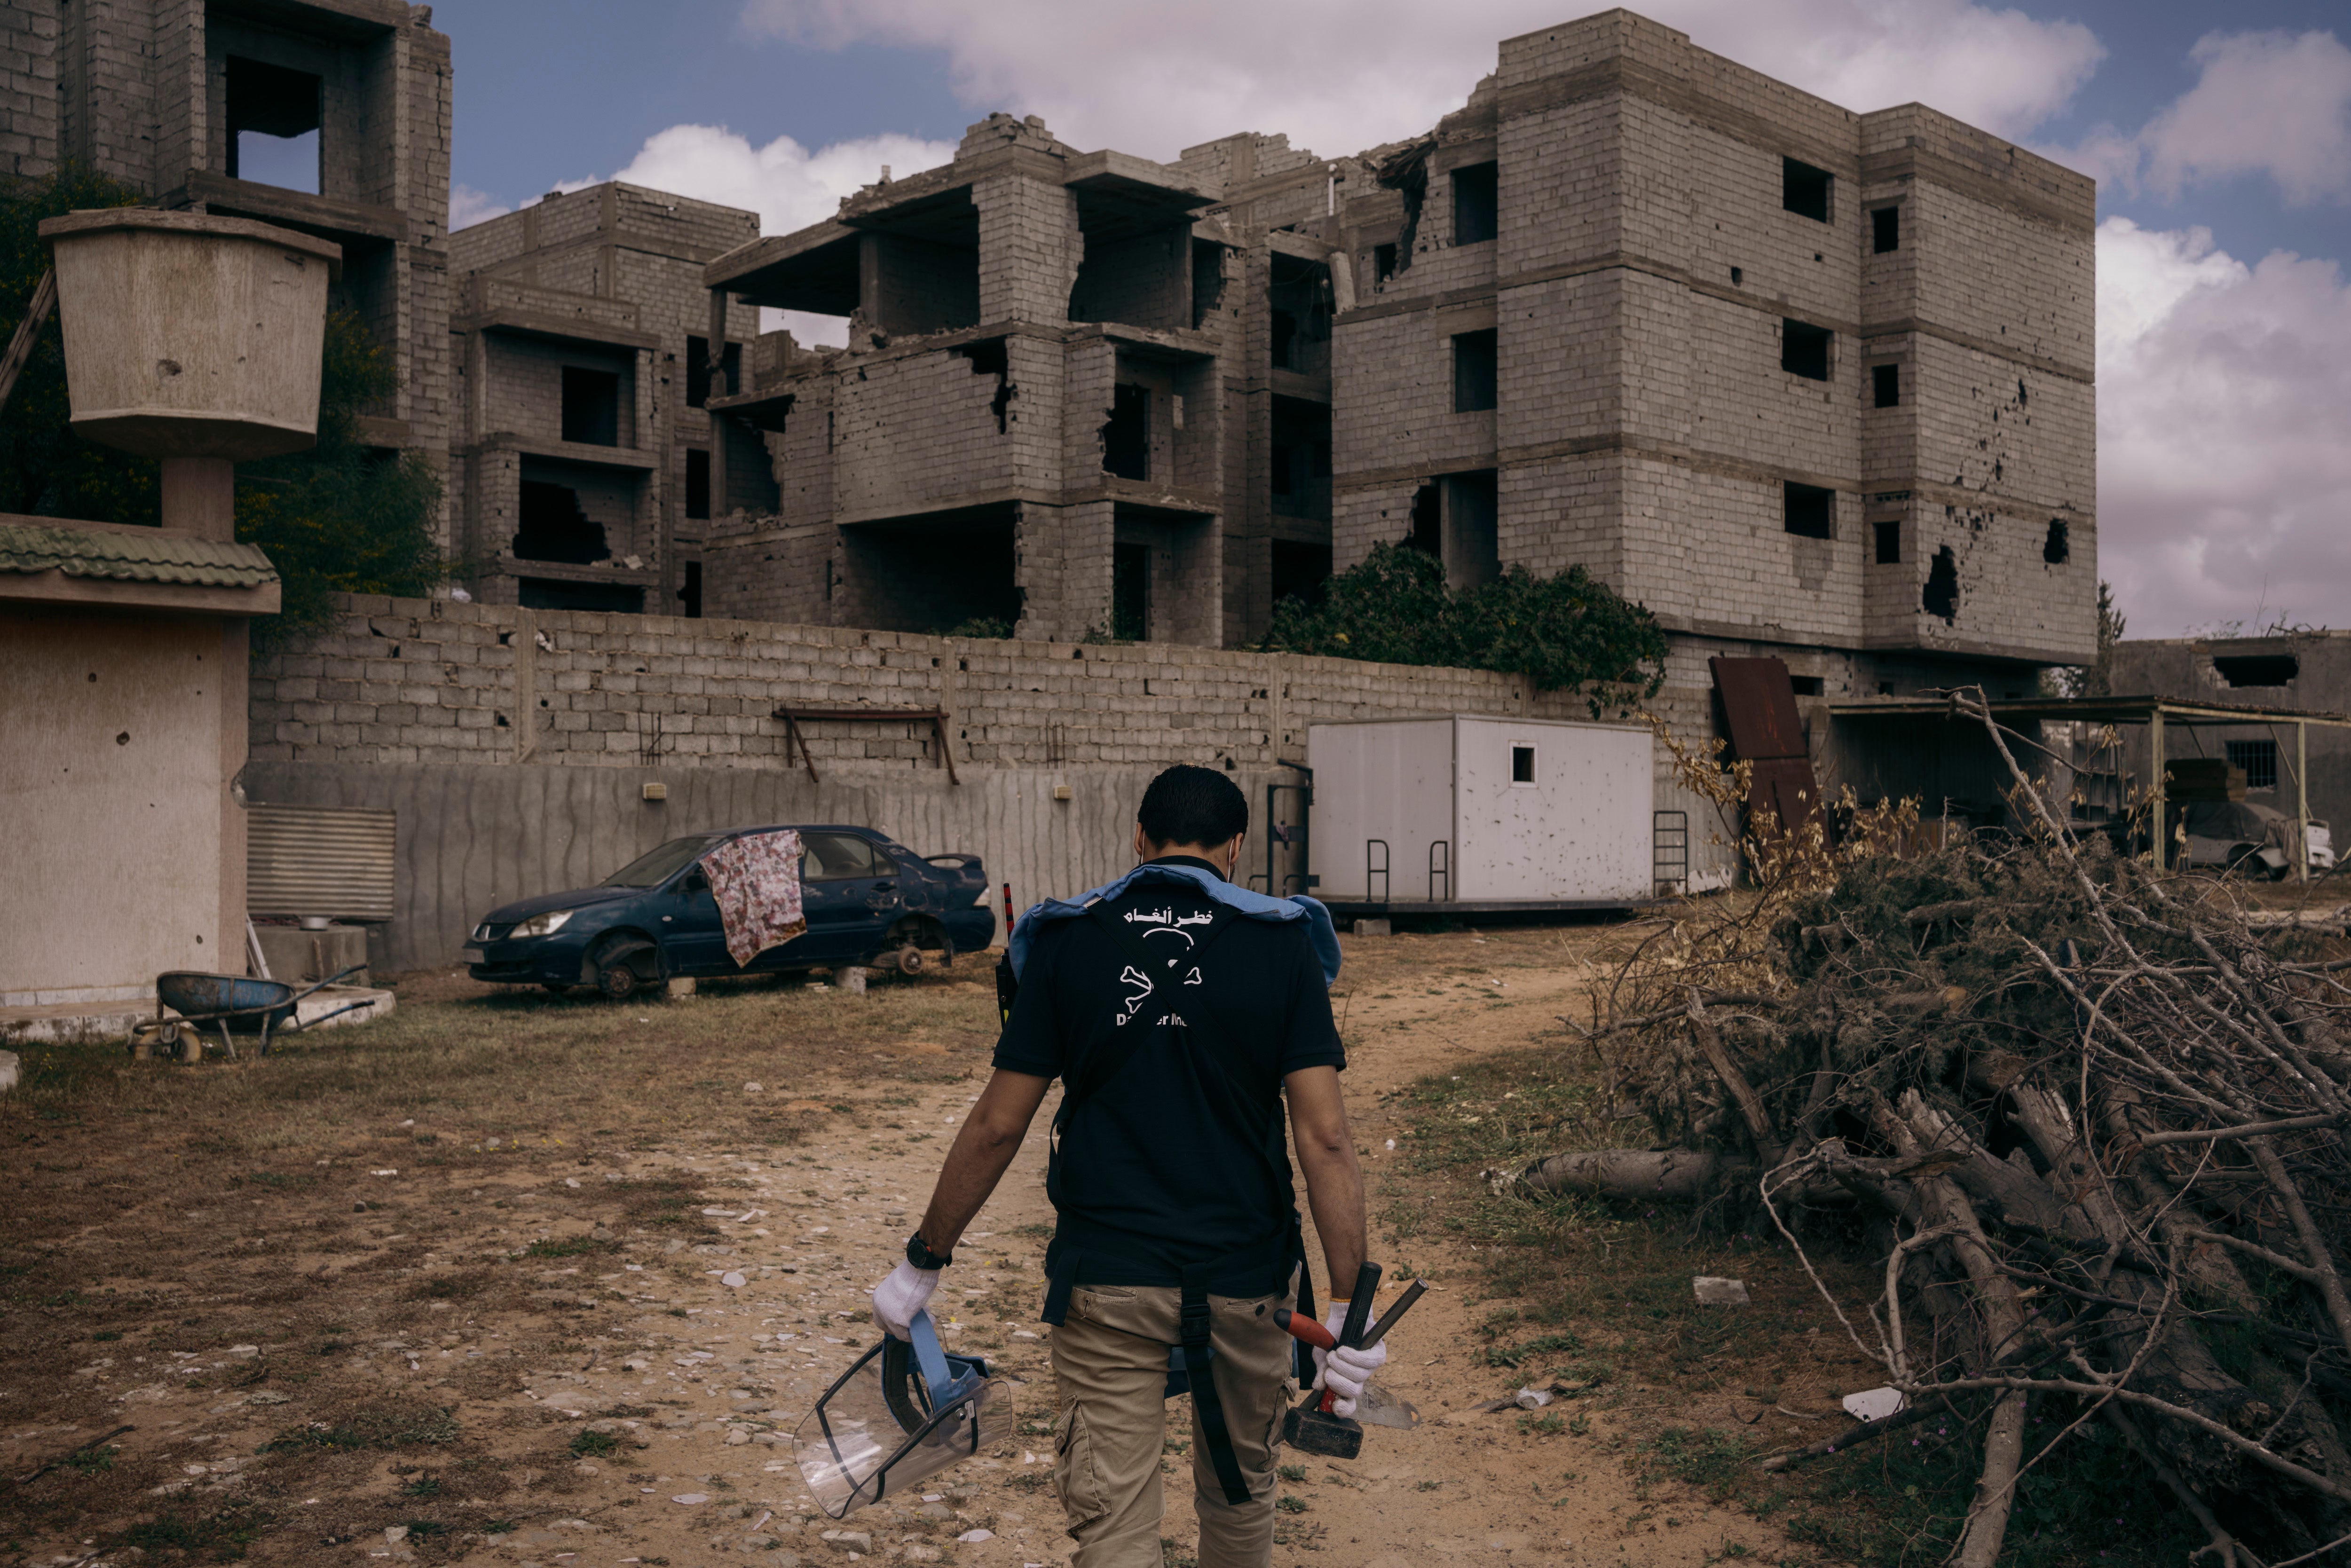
702, 829, 807, 967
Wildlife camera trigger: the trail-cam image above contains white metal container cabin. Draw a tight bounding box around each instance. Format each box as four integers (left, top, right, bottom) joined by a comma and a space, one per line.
1306, 716, 1655, 911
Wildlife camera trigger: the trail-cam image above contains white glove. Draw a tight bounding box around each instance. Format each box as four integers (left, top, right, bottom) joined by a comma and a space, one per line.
871, 1259, 939, 1341
1310, 1301, 1390, 1418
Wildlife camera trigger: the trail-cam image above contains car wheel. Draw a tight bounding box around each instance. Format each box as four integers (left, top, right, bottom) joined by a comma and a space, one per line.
893, 944, 927, 978
589, 938, 646, 1001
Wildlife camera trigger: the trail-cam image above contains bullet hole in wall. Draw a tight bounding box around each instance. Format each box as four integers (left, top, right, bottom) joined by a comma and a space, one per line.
117, 731, 130, 745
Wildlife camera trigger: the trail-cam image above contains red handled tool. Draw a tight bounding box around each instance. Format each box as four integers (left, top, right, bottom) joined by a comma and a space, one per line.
1277, 1266, 1430, 1458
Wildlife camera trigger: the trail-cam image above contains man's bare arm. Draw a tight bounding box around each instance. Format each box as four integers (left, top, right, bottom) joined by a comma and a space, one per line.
1286, 1065, 1367, 1293
913, 1069, 1052, 1256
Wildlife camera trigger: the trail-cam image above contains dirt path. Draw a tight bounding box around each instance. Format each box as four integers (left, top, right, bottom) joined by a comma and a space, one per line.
1, 927, 1812, 1568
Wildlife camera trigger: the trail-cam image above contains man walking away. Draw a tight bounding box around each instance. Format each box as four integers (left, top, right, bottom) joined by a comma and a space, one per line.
866, 764, 1396, 1568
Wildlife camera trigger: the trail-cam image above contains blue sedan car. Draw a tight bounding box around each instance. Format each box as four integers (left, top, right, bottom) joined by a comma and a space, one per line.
465, 825, 995, 999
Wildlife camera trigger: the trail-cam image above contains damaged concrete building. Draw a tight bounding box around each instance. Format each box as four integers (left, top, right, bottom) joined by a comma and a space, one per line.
690, 8, 2097, 736
448, 182, 762, 617
1, 0, 455, 497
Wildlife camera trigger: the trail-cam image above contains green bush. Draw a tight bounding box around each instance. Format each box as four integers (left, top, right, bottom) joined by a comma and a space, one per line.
1262, 544, 1667, 716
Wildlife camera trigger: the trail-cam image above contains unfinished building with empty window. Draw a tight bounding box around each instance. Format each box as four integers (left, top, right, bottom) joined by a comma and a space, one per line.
693, 8, 2096, 723
1, 0, 456, 507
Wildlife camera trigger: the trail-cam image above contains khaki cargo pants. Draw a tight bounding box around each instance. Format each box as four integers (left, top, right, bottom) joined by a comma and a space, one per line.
1050, 1271, 1299, 1568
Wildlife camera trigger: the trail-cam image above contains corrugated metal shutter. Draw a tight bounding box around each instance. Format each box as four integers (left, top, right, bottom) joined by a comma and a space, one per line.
247, 805, 397, 921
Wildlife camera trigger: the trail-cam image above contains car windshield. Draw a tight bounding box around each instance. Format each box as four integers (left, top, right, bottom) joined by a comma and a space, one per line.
603, 835, 719, 888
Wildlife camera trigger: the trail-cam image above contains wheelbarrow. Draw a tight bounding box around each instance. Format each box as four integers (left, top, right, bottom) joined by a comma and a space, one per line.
131, 966, 372, 1062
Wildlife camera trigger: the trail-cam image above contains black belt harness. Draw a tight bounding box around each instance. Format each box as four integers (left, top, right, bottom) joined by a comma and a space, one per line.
1026, 903, 1318, 1508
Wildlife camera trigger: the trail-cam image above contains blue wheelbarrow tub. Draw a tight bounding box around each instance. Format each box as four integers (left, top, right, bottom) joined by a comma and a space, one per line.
157, 971, 297, 1034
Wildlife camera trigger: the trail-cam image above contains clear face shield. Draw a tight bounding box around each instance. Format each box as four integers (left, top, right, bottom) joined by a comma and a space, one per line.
795, 1311, 1002, 1519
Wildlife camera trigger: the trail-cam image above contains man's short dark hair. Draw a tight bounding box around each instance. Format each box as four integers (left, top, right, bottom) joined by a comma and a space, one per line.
1138, 764, 1249, 849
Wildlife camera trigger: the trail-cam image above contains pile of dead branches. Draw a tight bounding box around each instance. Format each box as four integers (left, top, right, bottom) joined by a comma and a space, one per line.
1498, 695, 2351, 1566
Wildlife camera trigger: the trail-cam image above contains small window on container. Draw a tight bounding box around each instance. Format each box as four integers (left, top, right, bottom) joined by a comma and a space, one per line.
1510, 743, 1536, 785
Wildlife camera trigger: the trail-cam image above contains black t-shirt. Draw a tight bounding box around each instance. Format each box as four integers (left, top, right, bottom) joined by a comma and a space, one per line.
993, 858, 1344, 1285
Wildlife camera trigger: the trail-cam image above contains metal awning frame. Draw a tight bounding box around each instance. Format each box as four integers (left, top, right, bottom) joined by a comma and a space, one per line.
1828, 693, 2351, 879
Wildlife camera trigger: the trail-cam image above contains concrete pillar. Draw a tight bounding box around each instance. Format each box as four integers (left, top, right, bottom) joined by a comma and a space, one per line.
976, 176, 1081, 325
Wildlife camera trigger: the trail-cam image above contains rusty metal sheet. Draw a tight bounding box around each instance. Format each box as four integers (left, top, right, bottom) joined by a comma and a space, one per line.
1748, 758, 1824, 837
1710, 656, 1808, 761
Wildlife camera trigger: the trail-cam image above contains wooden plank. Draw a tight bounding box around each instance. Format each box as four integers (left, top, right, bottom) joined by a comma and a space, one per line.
0, 268, 56, 417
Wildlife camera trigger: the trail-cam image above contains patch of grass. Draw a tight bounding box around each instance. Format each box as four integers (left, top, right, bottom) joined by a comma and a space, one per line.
1277, 1463, 1306, 1482
258, 1399, 458, 1453
569, 1429, 619, 1458
524, 1235, 618, 1259
65, 1443, 117, 1473
114, 1501, 274, 1562
1275, 1495, 1307, 1514
400, 1476, 441, 1497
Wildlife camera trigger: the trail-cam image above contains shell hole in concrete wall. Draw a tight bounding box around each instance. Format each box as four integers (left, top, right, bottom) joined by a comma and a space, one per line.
1407, 482, 1441, 556
1783, 158, 1831, 222
225, 56, 320, 194
1191, 241, 1228, 328
513, 481, 610, 565
2213, 654, 2299, 687
951, 339, 1015, 433
2043, 518, 2069, 564
1923, 546, 1960, 623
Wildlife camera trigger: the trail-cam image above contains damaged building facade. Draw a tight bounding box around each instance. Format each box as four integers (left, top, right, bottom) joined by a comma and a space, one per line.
690, 8, 2098, 745
1, 0, 456, 504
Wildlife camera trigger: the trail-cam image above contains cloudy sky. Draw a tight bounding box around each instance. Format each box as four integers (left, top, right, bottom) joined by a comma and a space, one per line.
441, 0, 2351, 642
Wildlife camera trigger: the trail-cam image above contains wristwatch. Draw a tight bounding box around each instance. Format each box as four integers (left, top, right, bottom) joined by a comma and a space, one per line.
906, 1232, 954, 1271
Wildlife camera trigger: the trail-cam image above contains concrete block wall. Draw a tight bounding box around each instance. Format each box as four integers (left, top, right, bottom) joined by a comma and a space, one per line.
1073, 227, 1189, 332
832, 345, 1019, 521
976, 174, 1080, 324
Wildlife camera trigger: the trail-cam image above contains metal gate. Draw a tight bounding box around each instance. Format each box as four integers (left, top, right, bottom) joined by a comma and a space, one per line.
247, 804, 396, 922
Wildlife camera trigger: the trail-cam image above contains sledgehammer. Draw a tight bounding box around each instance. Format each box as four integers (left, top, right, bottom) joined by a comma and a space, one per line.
1275, 1266, 1428, 1459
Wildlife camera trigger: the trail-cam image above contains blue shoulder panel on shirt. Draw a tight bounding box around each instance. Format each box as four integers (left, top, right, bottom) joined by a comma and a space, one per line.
1008, 863, 1341, 987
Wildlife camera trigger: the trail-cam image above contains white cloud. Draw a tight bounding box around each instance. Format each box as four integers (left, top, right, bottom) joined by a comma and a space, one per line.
746, 0, 2102, 161
449, 183, 511, 230
2143, 31, 2351, 206
2051, 30, 2351, 206
2097, 217, 2351, 636
553, 124, 959, 345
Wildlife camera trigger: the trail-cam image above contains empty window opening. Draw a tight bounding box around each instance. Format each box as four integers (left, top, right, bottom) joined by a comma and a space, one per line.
1783, 481, 1834, 540
1407, 481, 1442, 556
1112, 541, 1151, 642
1782, 320, 1832, 381
2225, 738, 2280, 790
1789, 675, 1826, 696
1440, 470, 1501, 591
1271, 309, 1301, 370
561, 366, 622, 447
2213, 654, 2300, 688
843, 516, 1020, 636
1783, 157, 1831, 222
1923, 545, 1960, 622
1271, 540, 1332, 610
1452, 328, 1498, 412
2043, 518, 2069, 564
518, 578, 643, 615
512, 480, 610, 565
1271, 446, 1295, 498
686, 336, 742, 410
685, 449, 710, 520
1873, 362, 1901, 408
1873, 519, 1902, 564
677, 560, 703, 620
1191, 241, 1227, 329
225, 56, 321, 194
953, 339, 1016, 433
1510, 743, 1536, 785
1373, 244, 1398, 285
1871, 205, 1900, 253
1452, 161, 1499, 245
1101, 384, 1150, 481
